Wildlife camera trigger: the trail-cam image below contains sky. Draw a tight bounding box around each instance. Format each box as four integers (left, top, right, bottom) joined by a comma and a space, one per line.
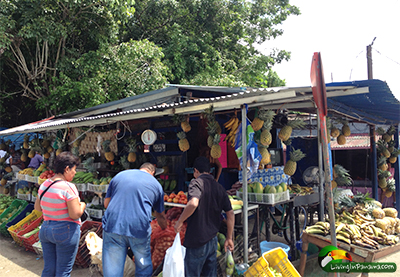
258, 0, 400, 101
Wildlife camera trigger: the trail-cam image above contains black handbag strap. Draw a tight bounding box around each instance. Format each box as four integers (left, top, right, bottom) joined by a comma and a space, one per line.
39, 180, 62, 200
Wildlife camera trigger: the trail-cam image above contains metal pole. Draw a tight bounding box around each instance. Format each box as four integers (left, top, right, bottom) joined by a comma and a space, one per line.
370, 125, 378, 200
394, 124, 400, 215
317, 114, 325, 221
241, 105, 249, 263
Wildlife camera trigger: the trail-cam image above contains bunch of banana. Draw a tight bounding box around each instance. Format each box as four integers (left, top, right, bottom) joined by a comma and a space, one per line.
18, 167, 34, 176
288, 184, 314, 195
224, 116, 240, 147
304, 221, 330, 236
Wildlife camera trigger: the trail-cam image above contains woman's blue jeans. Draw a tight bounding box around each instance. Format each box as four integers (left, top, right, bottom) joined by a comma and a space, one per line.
184, 236, 218, 277
39, 220, 81, 277
102, 231, 152, 277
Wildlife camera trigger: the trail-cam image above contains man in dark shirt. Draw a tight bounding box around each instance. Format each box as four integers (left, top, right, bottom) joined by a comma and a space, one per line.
174, 156, 234, 277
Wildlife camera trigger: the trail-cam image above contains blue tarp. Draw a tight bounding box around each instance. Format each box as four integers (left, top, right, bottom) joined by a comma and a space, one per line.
0, 128, 39, 149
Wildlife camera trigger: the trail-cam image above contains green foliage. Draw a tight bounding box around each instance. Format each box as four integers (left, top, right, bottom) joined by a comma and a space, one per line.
1, 0, 299, 121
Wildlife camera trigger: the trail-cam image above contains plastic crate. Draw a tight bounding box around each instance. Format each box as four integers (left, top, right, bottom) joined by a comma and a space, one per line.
17, 192, 31, 202
87, 183, 109, 193
4, 203, 35, 237
18, 216, 43, 252
75, 221, 103, 268
236, 190, 289, 205
26, 175, 38, 183
8, 210, 42, 247
244, 247, 300, 277
86, 207, 103, 219
0, 199, 29, 237
33, 241, 43, 256
31, 195, 37, 203
75, 183, 87, 192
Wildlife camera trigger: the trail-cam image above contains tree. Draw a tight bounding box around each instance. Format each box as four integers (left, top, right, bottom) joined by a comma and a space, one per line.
0, 0, 166, 117
124, 0, 300, 87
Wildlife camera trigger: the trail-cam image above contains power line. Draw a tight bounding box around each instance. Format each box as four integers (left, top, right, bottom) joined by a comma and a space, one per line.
373, 47, 400, 67
349, 50, 365, 80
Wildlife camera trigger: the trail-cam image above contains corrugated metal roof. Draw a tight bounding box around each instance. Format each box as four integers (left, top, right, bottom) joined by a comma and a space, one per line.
0, 79, 399, 137
327, 79, 400, 125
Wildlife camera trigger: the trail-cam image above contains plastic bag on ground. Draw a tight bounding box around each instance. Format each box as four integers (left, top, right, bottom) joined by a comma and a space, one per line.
162, 233, 186, 277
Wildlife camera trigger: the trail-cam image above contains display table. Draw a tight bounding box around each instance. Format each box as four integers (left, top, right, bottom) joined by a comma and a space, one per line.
299, 232, 400, 277
164, 202, 260, 252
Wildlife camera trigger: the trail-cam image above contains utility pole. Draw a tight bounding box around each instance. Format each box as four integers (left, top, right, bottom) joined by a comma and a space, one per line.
367, 37, 376, 79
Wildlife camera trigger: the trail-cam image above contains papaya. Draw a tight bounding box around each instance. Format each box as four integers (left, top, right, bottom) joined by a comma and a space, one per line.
279, 182, 287, 191
269, 186, 276, 194
253, 182, 264, 194
264, 185, 271, 193
276, 185, 283, 193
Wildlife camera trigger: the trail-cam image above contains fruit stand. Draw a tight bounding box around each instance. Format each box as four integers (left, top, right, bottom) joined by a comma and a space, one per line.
1, 79, 399, 276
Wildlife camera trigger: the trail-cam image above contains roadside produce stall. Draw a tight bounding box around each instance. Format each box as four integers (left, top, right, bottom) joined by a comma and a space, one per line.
1, 78, 400, 276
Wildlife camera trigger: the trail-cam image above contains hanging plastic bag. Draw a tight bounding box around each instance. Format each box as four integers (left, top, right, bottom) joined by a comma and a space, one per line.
225, 249, 235, 277
235, 110, 261, 180
163, 233, 186, 277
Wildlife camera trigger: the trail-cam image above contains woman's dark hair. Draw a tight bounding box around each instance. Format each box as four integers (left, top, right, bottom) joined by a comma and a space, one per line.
53, 151, 80, 174
193, 156, 211, 173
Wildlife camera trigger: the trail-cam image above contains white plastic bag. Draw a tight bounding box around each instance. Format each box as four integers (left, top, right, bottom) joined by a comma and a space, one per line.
162, 233, 186, 277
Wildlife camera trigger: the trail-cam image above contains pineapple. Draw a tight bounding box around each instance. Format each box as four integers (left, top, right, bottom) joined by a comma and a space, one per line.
378, 156, 388, 171
341, 120, 351, 137
21, 149, 28, 162
102, 140, 114, 161
384, 179, 395, 198
159, 156, 169, 174
337, 134, 346, 145
383, 125, 396, 143
202, 105, 221, 134
28, 150, 35, 158
251, 109, 275, 132
177, 132, 190, 152
125, 137, 138, 163
206, 120, 219, 148
388, 148, 400, 164
377, 139, 391, 158
258, 145, 271, 165
278, 118, 306, 142
210, 134, 222, 159
332, 164, 352, 188
378, 169, 391, 189
259, 110, 276, 146
47, 146, 54, 153
284, 148, 306, 176
23, 134, 30, 149
119, 155, 130, 170
173, 114, 191, 133
43, 152, 50, 159
330, 127, 340, 138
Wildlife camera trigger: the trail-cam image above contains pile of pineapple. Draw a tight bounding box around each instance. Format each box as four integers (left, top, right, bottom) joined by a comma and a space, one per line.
376, 125, 399, 199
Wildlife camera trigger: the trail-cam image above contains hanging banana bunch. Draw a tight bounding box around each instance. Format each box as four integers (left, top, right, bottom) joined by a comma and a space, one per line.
224, 114, 240, 147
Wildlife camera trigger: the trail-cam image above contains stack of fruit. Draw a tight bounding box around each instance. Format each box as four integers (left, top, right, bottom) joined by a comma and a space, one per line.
18, 168, 34, 177
228, 195, 243, 211
164, 191, 188, 205
305, 200, 400, 249
72, 171, 95, 184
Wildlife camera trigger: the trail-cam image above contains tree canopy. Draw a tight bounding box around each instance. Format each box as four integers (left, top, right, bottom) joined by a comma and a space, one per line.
0, 0, 299, 127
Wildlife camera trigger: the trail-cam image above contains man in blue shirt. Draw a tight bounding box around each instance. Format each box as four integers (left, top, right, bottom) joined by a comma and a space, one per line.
102, 163, 167, 277
28, 151, 44, 169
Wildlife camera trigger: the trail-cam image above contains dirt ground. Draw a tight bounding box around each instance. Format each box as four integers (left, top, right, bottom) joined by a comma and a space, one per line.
0, 236, 96, 277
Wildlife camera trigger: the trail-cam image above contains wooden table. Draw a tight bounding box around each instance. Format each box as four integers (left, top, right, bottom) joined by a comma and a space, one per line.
299, 232, 400, 277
